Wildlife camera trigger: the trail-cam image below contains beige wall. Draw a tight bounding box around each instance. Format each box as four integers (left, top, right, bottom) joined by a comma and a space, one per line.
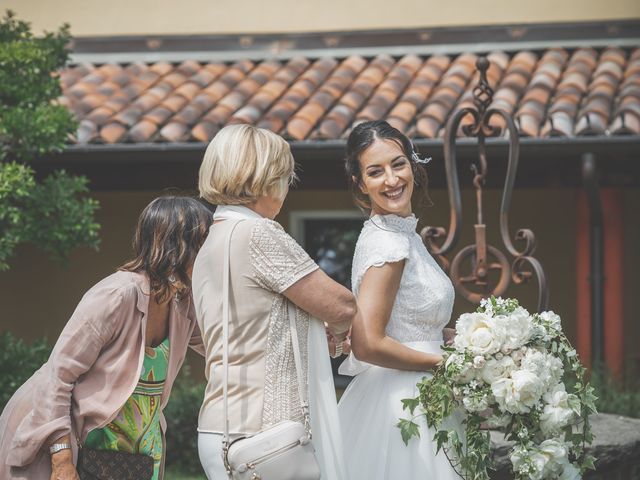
1, 186, 637, 375
0, 187, 582, 337
5, 0, 639, 37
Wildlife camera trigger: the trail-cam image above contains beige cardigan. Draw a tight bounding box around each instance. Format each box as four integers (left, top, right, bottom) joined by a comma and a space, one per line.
0, 271, 204, 479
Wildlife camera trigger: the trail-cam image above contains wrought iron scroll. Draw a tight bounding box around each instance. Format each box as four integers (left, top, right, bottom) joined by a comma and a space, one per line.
422, 56, 549, 312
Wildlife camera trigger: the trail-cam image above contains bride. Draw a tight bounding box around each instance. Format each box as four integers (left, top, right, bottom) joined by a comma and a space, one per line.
337, 120, 462, 479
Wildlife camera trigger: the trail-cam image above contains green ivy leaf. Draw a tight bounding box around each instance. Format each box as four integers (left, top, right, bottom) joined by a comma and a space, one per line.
396, 419, 420, 446
401, 397, 420, 415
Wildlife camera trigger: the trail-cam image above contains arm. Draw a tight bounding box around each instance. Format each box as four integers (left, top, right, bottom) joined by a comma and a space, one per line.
250, 219, 355, 338
8, 282, 126, 469
350, 261, 442, 371
283, 269, 355, 338
49, 434, 79, 480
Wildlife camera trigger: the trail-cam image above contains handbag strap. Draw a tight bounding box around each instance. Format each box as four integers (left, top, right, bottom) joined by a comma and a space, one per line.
221, 219, 311, 466
288, 301, 312, 436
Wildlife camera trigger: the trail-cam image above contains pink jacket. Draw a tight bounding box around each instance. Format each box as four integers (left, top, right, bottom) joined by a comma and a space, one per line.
0, 271, 204, 479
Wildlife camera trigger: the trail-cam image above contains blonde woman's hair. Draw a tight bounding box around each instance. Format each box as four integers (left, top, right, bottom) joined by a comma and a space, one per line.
198, 124, 296, 205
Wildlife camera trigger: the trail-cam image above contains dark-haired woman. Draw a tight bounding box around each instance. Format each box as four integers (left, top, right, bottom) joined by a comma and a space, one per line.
0, 196, 213, 480
337, 121, 462, 479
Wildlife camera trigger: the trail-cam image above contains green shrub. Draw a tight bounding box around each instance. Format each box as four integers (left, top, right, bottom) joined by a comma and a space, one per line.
164, 365, 206, 475
0, 11, 101, 270
0, 331, 51, 410
590, 365, 640, 418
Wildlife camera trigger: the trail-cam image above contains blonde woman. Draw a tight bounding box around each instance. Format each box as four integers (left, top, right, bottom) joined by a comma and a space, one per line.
193, 124, 353, 479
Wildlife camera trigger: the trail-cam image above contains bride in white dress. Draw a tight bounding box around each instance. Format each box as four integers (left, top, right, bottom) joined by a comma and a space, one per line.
337, 120, 462, 480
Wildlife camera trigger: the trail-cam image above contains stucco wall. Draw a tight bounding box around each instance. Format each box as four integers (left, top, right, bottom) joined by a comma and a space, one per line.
4, 0, 639, 37
0, 186, 637, 376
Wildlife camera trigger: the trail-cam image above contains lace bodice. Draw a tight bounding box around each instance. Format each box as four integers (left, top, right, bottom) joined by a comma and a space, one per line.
351, 214, 455, 343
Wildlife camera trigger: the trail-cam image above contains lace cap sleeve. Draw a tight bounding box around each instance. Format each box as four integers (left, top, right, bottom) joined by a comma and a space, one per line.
351, 228, 410, 294
249, 218, 319, 293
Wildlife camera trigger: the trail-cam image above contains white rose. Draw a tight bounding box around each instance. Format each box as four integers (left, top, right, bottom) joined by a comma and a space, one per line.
454, 312, 502, 356
473, 355, 487, 369
481, 356, 515, 384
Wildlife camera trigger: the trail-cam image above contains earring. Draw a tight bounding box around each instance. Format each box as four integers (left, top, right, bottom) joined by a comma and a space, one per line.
168, 274, 176, 283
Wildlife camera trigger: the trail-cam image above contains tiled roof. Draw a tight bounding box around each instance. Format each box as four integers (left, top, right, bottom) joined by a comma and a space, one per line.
58, 46, 640, 144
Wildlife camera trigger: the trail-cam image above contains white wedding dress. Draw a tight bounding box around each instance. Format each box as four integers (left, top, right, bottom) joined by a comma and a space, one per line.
338, 213, 462, 480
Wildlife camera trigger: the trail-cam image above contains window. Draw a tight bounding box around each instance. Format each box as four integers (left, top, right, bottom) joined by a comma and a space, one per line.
290, 210, 364, 388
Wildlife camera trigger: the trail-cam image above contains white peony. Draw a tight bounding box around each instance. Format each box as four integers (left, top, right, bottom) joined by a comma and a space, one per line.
538, 439, 569, 476
492, 369, 543, 414
511, 440, 571, 480
540, 383, 578, 434
491, 306, 533, 352
454, 312, 502, 356
521, 348, 564, 391
539, 310, 563, 332
481, 355, 515, 384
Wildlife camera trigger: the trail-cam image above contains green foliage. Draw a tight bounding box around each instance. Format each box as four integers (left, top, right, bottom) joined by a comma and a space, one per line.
0, 162, 34, 269
21, 170, 100, 265
0, 331, 51, 410
164, 365, 206, 476
590, 365, 640, 418
0, 10, 100, 269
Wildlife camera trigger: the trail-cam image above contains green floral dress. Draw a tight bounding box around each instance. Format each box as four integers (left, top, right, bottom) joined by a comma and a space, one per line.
85, 338, 169, 480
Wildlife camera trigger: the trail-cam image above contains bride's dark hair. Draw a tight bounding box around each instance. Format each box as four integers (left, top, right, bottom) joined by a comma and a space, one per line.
345, 120, 429, 211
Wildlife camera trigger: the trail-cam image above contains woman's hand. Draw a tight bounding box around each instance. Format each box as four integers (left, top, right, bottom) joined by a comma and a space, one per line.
443, 327, 456, 346
327, 328, 351, 357
50, 450, 79, 480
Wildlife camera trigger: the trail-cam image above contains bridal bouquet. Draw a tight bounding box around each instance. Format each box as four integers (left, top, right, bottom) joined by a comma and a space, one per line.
399, 297, 597, 480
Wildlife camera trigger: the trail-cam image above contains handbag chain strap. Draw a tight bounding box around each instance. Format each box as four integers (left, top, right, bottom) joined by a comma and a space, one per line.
221, 219, 311, 474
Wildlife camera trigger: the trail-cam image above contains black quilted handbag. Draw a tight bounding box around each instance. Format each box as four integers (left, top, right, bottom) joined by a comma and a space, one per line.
77, 448, 154, 480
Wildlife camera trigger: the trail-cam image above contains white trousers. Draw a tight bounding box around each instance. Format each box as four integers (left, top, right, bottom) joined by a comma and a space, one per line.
198, 432, 227, 480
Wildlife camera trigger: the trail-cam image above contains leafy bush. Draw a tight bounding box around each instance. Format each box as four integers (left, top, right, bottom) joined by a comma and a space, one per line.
164, 365, 206, 475
0, 331, 51, 410
590, 365, 640, 418
0, 10, 100, 270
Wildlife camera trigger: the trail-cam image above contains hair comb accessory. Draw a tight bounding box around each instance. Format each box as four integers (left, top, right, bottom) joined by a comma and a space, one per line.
411, 150, 432, 165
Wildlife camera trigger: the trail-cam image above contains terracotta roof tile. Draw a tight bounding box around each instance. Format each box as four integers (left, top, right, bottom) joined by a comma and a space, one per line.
100, 122, 127, 143
129, 119, 158, 142
158, 121, 190, 142
59, 46, 640, 144
76, 119, 98, 144
86, 106, 116, 126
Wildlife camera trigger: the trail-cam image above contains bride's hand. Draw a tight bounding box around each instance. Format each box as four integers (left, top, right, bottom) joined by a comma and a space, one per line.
326, 329, 351, 357
443, 327, 456, 346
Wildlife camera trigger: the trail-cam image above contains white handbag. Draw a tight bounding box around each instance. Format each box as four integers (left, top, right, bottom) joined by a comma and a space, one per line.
220, 220, 321, 480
